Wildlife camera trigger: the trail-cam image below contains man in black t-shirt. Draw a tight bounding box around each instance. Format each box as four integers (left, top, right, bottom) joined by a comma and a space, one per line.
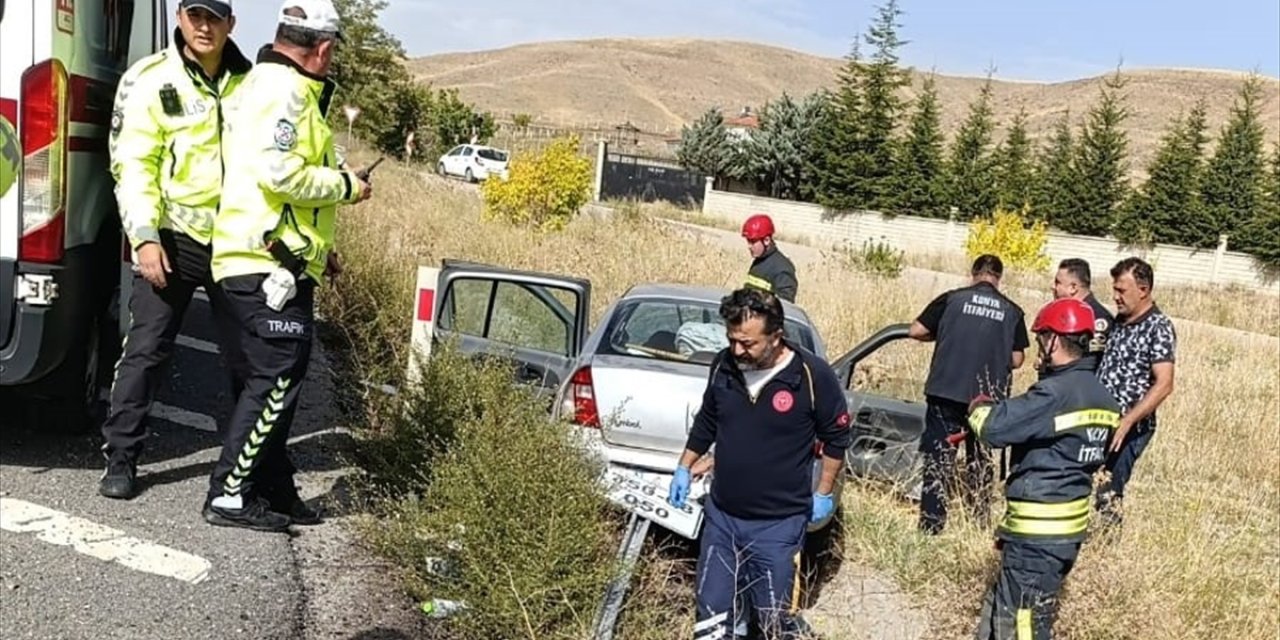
908, 254, 1030, 535
1052, 258, 1115, 371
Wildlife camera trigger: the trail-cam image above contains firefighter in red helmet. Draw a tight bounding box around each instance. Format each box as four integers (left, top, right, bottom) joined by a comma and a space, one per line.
741, 214, 798, 302
958, 297, 1122, 639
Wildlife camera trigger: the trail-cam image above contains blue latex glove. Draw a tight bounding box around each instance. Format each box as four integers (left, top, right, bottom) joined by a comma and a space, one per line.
668, 466, 691, 508
811, 492, 834, 523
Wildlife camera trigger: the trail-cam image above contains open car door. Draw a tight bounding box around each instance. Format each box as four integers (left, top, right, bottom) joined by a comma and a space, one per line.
409, 259, 591, 398
830, 323, 927, 496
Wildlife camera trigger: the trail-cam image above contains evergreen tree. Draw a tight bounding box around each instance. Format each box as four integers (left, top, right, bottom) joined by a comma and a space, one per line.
995, 106, 1035, 211
891, 73, 947, 217
1200, 74, 1268, 241
1118, 99, 1212, 247
811, 0, 909, 211
1032, 111, 1078, 224
1064, 68, 1132, 237
945, 72, 999, 219
676, 107, 732, 180
736, 93, 826, 200
1235, 144, 1280, 268
811, 41, 866, 210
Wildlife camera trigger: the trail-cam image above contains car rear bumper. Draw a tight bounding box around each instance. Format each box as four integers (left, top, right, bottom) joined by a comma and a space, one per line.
1, 262, 77, 386
572, 429, 839, 532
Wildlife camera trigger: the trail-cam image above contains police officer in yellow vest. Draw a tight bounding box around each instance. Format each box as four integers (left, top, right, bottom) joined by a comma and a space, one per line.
959, 298, 1121, 639
100, 0, 251, 501
203, 0, 369, 532
0, 116, 17, 198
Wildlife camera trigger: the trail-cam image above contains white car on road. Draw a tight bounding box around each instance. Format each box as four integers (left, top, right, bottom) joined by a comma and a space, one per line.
418, 260, 926, 541
436, 144, 510, 182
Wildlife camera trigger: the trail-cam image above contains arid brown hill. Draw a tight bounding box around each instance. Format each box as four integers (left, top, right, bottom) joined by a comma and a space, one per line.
408, 38, 1280, 180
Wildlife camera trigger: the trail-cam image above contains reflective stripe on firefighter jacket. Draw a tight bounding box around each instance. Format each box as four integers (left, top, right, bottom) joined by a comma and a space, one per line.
967, 359, 1122, 543
745, 244, 798, 302
210, 47, 364, 285
0, 115, 17, 198
108, 29, 251, 249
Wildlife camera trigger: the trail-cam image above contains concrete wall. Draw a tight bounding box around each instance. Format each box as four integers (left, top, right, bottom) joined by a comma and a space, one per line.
700, 180, 1280, 295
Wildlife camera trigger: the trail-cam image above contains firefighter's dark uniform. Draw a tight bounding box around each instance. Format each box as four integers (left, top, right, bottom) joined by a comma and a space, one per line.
745, 244, 798, 303
204, 45, 365, 526
100, 29, 251, 493
915, 281, 1029, 533
967, 359, 1121, 639
681, 341, 852, 639
1079, 293, 1114, 371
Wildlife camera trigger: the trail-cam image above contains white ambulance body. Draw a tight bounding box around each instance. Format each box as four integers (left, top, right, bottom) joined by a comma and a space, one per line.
1, 0, 168, 423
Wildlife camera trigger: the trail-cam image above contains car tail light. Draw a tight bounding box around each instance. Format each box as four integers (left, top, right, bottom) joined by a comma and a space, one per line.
19, 59, 69, 264
563, 366, 600, 428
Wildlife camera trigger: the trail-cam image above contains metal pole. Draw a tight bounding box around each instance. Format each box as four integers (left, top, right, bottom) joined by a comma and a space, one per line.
591, 514, 651, 640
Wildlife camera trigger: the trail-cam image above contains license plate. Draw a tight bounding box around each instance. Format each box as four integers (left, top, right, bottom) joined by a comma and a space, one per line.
601, 468, 703, 540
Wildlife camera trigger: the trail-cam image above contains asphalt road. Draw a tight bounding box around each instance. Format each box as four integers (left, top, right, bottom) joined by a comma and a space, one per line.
0, 289, 431, 640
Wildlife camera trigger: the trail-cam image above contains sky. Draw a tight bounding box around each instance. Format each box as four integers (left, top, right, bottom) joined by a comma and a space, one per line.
208, 0, 1280, 82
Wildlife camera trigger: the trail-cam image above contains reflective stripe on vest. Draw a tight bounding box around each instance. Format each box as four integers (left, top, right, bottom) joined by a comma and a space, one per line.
745, 274, 773, 291
968, 405, 992, 436
1001, 497, 1090, 538
1054, 408, 1120, 432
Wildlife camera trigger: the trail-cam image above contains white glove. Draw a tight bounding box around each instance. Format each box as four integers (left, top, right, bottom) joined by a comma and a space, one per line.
262, 268, 297, 312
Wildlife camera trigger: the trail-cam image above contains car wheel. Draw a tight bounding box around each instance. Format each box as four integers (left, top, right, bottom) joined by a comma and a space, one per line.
465, 168, 474, 183
437, 162, 446, 177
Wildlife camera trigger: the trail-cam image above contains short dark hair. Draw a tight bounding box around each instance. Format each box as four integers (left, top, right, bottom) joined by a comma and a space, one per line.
1111, 256, 1154, 290
1058, 258, 1092, 288
275, 7, 337, 49
720, 287, 784, 335
971, 254, 1004, 278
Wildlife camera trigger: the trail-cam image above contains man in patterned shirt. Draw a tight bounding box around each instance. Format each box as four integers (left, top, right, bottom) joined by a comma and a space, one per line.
1095, 257, 1177, 526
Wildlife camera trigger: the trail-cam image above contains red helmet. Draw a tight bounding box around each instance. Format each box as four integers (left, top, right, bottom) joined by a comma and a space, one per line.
1032, 298, 1096, 335
741, 214, 775, 241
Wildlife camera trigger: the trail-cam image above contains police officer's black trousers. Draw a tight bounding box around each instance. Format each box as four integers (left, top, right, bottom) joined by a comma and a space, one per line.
102, 230, 246, 465
920, 396, 993, 534
206, 273, 314, 505
975, 540, 1080, 640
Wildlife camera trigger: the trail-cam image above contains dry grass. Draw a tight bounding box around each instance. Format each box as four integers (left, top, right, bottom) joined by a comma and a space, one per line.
334, 153, 1280, 639
407, 38, 1280, 178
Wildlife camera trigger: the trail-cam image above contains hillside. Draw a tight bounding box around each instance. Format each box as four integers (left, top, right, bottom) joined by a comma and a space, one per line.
408, 38, 1280, 178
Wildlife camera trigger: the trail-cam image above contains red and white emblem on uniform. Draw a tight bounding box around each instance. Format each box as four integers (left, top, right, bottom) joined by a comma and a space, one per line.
772, 390, 794, 413
837, 412, 851, 428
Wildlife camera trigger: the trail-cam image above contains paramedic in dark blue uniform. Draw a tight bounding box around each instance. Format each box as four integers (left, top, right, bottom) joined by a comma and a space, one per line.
1051, 258, 1114, 371
908, 254, 1029, 534
668, 287, 853, 639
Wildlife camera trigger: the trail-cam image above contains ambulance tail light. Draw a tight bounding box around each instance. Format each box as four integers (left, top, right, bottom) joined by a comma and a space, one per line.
18, 59, 69, 264
562, 366, 600, 429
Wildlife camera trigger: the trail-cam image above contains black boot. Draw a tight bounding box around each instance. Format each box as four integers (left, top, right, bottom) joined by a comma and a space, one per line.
99, 459, 138, 500
203, 496, 292, 532
264, 487, 323, 526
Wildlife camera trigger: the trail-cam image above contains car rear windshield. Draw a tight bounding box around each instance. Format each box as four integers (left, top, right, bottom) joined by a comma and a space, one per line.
600, 298, 817, 364
477, 148, 508, 162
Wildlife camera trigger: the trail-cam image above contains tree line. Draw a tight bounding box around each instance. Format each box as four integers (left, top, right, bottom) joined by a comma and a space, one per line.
327, 0, 497, 162
676, 0, 1280, 268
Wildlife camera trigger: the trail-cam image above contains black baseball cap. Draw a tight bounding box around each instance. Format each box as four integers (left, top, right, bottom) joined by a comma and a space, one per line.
180, 0, 233, 19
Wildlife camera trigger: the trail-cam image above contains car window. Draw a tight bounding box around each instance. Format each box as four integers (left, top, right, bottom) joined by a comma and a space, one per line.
477, 148, 508, 162
601, 298, 816, 363
849, 339, 927, 403
438, 277, 575, 356
462, 147, 474, 156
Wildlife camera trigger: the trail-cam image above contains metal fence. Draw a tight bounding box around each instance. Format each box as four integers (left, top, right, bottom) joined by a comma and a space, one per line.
599, 152, 706, 206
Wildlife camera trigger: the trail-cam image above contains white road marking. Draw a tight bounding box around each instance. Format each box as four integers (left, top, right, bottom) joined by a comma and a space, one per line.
149, 402, 217, 432
0, 498, 212, 585
175, 334, 220, 354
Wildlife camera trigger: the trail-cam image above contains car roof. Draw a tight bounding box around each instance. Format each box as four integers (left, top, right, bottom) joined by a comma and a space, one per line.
620, 283, 815, 326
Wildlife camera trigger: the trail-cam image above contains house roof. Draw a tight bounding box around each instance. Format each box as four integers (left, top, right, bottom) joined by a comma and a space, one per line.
724, 114, 759, 128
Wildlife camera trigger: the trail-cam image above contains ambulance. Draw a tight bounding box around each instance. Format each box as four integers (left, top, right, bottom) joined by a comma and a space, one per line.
1, 0, 169, 427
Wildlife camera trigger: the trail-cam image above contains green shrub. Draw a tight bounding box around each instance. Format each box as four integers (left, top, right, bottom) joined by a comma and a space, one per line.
358, 344, 622, 640
481, 135, 594, 232
855, 238, 906, 278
